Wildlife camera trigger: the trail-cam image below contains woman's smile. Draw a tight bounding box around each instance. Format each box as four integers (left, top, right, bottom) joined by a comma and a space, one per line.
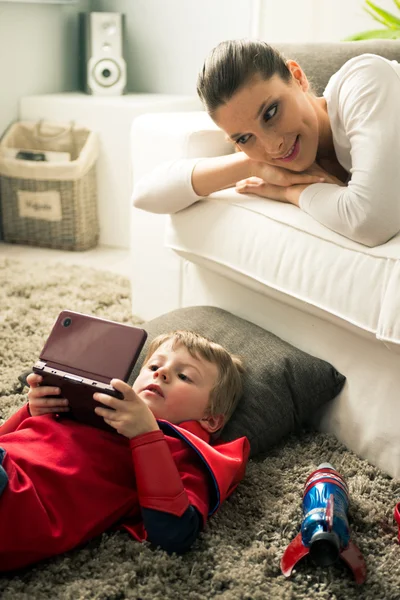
276, 135, 301, 162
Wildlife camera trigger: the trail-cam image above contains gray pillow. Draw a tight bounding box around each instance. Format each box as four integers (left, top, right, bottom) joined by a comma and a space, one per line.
129, 306, 345, 457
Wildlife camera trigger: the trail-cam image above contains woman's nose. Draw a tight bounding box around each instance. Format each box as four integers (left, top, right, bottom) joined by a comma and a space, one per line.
259, 131, 285, 157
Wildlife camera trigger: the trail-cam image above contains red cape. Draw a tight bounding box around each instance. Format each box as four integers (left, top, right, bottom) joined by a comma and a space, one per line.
0, 406, 249, 570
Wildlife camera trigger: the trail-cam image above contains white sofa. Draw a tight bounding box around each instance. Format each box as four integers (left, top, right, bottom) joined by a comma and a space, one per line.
130, 41, 400, 480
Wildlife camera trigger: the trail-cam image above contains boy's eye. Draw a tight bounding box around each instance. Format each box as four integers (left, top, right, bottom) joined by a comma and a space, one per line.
149, 365, 158, 371
263, 104, 278, 122
178, 373, 191, 382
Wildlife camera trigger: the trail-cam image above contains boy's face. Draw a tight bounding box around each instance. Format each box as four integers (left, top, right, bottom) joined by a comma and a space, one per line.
133, 341, 223, 432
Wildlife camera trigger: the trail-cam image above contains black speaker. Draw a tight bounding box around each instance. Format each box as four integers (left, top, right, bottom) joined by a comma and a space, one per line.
79, 12, 127, 96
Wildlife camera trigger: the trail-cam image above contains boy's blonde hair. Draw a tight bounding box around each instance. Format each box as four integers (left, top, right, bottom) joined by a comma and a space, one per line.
142, 330, 244, 431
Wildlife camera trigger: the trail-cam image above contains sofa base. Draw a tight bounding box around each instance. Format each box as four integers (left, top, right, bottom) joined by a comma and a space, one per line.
156, 259, 399, 479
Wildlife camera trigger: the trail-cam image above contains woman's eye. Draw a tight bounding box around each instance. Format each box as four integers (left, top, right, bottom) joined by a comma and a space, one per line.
236, 133, 252, 146
263, 104, 278, 122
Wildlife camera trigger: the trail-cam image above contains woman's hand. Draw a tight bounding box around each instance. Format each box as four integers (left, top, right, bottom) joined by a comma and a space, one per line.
305, 161, 347, 186
252, 162, 325, 188
235, 161, 345, 205
27, 373, 69, 417
236, 176, 291, 203
94, 379, 160, 439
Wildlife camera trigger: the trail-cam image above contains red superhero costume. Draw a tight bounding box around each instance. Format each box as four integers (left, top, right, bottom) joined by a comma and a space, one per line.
0, 405, 249, 571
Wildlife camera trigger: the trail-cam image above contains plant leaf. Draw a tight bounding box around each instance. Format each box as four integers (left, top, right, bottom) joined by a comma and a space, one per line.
364, 6, 392, 27
393, 0, 400, 12
364, 0, 400, 28
344, 27, 400, 40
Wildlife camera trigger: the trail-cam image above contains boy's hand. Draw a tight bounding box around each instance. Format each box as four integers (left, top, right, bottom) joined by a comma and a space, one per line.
94, 379, 160, 439
27, 373, 69, 417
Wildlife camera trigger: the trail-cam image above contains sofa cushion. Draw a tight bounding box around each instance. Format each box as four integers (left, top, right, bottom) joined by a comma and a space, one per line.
274, 40, 400, 95
165, 193, 400, 353
128, 306, 345, 457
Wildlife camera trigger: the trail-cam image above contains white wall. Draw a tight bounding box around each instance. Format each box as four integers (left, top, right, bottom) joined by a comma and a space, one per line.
257, 0, 396, 43
0, 0, 396, 131
91, 0, 257, 94
1, 0, 395, 128
90, 0, 398, 93
0, 0, 90, 137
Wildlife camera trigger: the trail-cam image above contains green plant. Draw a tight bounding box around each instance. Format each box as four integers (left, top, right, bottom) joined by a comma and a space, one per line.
345, 0, 400, 40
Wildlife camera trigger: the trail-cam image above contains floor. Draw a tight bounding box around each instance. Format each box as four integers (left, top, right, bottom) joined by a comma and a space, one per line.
0, 241, 131, 277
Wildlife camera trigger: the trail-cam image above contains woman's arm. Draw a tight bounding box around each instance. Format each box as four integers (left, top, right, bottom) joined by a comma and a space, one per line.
192, 151, 255, 196
132, 152, 325, 215
132, 158, 204, 214
132, 153, 255, 214
299, 56, 400, 247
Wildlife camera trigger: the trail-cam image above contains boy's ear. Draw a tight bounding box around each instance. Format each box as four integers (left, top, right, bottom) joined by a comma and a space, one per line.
199, 413, 224, 434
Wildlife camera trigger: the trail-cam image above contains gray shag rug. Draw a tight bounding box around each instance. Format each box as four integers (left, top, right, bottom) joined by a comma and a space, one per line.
0, 257, 399, 600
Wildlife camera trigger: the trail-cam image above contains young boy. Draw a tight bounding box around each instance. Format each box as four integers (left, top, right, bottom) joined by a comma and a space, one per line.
0, 330, 249, 572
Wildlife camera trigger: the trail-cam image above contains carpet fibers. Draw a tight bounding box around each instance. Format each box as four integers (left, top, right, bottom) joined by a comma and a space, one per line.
0, 257, 399, 600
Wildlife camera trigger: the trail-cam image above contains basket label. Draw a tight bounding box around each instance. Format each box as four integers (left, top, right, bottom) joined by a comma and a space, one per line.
18, 190, 62, 222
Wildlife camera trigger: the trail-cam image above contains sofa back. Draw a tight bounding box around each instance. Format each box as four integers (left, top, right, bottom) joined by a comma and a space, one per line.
274, 40, 400, 95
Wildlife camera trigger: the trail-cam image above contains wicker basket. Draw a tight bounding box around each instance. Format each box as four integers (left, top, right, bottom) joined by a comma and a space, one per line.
0, 121, 99, 251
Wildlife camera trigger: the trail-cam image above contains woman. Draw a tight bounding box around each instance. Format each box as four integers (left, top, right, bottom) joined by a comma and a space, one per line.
133, 39, 400, 247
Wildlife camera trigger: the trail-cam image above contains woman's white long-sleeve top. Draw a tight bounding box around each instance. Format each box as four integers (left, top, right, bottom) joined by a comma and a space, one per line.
299, 53, 400, 247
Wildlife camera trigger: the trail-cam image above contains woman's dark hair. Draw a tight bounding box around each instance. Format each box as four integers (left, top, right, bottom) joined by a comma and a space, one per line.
197, 39, 292, 115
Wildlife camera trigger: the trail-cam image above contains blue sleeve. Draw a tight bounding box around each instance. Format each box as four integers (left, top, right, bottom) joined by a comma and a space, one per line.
142, 504, 202, 554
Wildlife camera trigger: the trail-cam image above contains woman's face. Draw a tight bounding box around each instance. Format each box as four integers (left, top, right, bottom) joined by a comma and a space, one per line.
212, 62, 322, 172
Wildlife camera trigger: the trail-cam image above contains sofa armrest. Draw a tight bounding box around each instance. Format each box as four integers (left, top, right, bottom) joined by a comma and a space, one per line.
131, 111, 234, 181
130, 111, 233, 321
